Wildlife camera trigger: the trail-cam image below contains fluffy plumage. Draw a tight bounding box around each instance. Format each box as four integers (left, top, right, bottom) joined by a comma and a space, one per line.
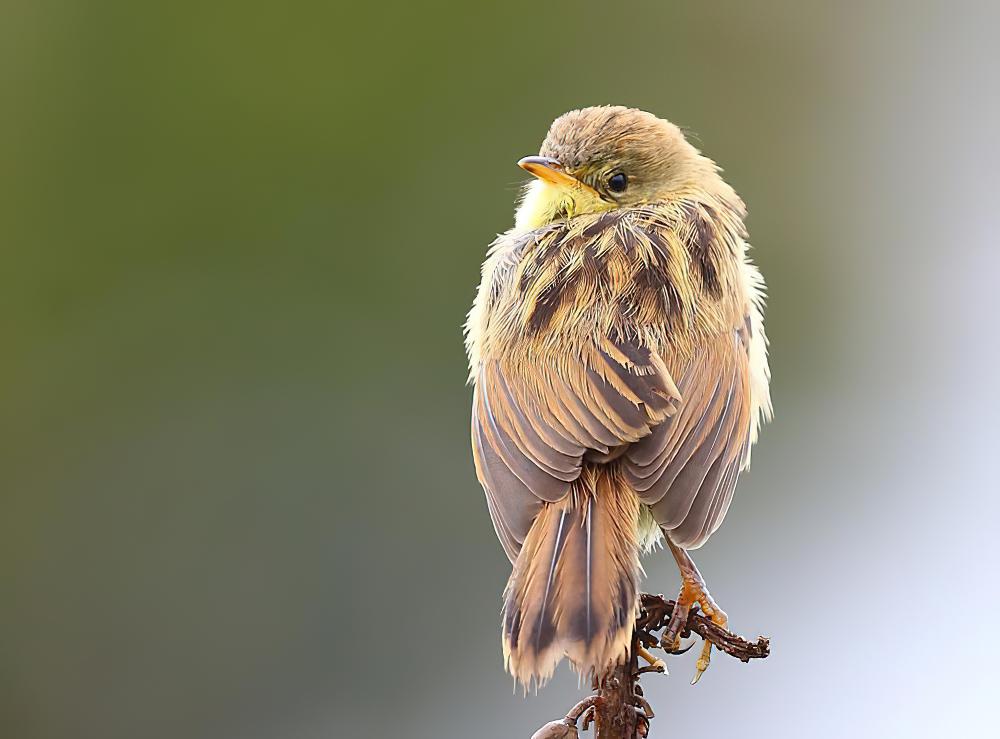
465, 106, 771, 686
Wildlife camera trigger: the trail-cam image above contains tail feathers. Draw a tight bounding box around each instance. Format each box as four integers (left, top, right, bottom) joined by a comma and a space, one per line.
501, 466, 640, 687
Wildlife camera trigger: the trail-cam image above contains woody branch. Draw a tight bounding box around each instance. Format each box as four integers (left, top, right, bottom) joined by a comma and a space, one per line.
530, 593, 769, 739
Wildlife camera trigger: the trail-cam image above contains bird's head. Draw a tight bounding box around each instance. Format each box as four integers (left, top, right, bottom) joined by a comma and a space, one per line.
514, 106, 719, 232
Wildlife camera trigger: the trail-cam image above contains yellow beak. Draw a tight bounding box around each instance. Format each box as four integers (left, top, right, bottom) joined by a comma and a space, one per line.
517, 156, 587, 190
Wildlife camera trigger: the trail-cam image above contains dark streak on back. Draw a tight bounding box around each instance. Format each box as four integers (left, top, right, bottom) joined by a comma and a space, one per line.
682, 202, 724, 299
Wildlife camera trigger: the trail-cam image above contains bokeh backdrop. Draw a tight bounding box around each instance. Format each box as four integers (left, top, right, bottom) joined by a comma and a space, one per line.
3, 1, 999, 737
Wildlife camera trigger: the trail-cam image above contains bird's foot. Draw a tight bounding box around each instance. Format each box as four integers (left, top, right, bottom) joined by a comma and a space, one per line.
662, 574, 728, 684
635, 645, 667, 674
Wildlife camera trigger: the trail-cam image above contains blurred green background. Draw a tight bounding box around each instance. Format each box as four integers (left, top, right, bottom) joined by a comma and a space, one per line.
3, 1, 998, 737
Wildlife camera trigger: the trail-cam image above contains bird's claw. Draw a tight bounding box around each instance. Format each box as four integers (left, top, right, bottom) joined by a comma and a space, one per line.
690, 603, 728, 685
660, 634, 697, 655
662, 599, 692, 649
691, 648, 711, 685
635, 645, 667, 674
664, 563, 729, 684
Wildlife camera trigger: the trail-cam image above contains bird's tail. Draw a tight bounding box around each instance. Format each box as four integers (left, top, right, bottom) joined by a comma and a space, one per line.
501, 465, 640, 687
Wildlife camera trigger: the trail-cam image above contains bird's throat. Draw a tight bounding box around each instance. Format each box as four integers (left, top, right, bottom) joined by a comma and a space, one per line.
514, 179, 612, 233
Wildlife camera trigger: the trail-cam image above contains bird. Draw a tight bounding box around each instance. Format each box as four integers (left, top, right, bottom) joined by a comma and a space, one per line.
464, 106, 772, 688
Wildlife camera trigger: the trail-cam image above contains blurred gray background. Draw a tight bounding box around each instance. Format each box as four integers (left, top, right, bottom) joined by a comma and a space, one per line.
2, 1, 999, 737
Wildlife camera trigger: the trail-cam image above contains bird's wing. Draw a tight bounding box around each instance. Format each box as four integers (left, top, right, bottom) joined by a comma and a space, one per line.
623, 319, 753, 549
472, 333, 682, 562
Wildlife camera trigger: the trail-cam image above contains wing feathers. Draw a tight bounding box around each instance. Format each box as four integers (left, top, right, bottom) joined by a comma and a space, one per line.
472, 401, 542, 561
478, 376, 570, 501
492, 370, 580, 478
472, 335, 681, 561
475, 324, 752, 561
625, 329, 752, 548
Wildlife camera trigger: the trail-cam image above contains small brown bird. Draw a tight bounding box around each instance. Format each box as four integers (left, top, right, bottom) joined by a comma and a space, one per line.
465, 106, 771, 687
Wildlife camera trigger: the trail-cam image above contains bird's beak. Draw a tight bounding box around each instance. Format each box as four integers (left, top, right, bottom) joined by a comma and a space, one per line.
517, 156, 583, 189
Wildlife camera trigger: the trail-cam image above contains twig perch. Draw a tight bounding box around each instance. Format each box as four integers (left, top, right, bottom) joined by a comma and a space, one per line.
635, 594, 770, 664
530, 593, 769, 738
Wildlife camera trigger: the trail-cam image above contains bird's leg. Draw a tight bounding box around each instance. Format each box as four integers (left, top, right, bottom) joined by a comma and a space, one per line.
663, 538, 728, 684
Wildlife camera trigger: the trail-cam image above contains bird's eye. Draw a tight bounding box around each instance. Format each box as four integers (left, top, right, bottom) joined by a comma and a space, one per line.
607, 172, 627, 193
